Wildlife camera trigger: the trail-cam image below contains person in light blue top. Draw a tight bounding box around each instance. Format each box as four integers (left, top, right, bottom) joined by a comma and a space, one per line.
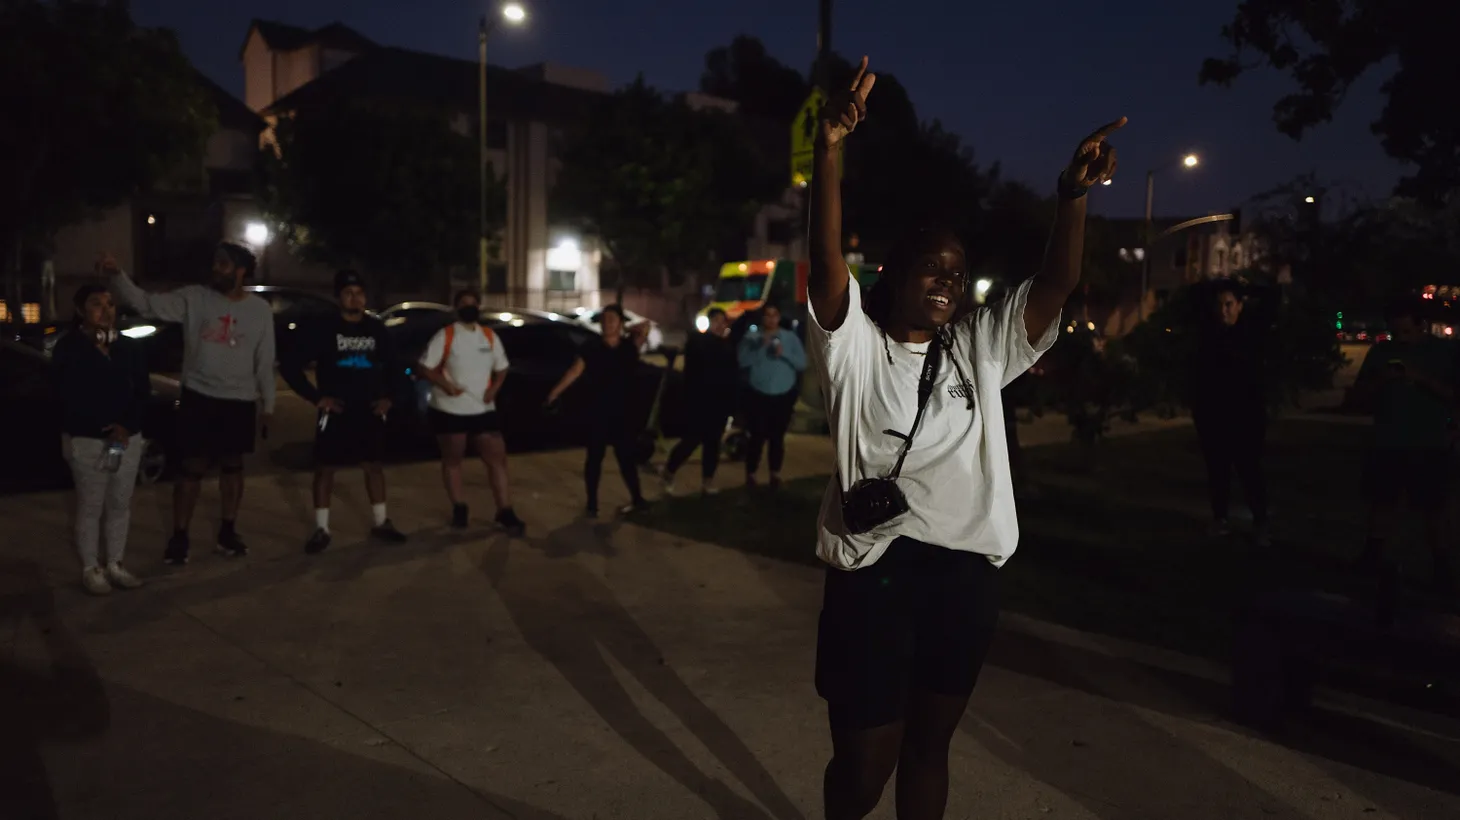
737, 303, 807, 489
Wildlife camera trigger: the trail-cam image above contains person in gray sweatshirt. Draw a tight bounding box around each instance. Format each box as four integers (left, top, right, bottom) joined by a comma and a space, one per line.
104, 242, 275, 565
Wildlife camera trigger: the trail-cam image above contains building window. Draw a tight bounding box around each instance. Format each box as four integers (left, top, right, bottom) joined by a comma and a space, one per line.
1214, 248, 1227, 274
547, 269, 577, 292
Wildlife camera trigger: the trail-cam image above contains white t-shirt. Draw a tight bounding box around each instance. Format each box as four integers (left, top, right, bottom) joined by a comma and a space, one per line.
421, 323, 511, 416
808, 278, 1058, 570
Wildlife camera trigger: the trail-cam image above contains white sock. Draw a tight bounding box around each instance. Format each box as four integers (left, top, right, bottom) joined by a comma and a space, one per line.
315, 508, 330, 533
371, 503, 388, 527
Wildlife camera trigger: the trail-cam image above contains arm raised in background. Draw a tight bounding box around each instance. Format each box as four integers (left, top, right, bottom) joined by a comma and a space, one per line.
99, 253, 191, 325
1024, 118, 1126, 344
807, 57, 877, 333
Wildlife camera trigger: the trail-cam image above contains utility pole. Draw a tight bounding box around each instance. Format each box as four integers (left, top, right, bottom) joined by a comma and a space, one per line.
478, 17, 489, 297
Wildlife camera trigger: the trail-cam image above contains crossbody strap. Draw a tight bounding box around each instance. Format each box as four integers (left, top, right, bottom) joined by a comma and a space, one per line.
885, 332, 943, 480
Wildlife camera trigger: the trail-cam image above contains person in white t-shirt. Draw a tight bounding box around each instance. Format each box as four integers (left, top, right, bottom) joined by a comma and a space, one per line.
808, 56, 1123, 819
418, 290, 526, 535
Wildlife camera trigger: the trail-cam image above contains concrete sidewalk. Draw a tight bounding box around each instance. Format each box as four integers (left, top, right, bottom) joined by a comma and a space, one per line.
3, 430, 1456, 819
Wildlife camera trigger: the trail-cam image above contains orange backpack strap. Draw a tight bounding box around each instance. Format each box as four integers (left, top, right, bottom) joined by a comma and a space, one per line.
433, 324, 456, 372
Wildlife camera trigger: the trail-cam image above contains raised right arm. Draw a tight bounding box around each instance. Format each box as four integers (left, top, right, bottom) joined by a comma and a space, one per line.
808, 57, 876, 333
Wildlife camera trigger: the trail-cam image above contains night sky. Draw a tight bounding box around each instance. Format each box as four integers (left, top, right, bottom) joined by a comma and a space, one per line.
133, 0, 1402, 220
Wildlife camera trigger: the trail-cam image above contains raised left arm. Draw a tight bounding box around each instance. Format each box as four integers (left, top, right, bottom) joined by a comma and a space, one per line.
1025, 117, 1125, 343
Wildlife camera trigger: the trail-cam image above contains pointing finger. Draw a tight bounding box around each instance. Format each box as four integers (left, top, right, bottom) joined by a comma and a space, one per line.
857, 72, 877, 100
849, 56, 869, 91
1088, 116, 1128, 142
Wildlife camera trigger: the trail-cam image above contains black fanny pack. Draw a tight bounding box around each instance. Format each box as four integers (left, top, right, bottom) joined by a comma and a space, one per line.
840, 333, 943, 535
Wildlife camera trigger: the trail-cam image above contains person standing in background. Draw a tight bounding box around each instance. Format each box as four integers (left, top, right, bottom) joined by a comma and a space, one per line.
53, 284, 148, 594
660, 307, 738, 495
1350, 299, 1457, 596
1191, 280, 1270, 546
281, 270, 409, 554
738, 303, 807, 490
105, 244, 275, 565
546, 304, 651, 517
418, 290, 525, 535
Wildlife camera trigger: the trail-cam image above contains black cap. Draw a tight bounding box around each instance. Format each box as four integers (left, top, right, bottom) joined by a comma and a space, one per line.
335, 269, 365, 294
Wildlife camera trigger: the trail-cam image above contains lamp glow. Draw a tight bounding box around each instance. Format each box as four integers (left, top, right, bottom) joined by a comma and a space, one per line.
502, 3, 526, 23
244, 222, 269, 246
1182, 154, 1199, 168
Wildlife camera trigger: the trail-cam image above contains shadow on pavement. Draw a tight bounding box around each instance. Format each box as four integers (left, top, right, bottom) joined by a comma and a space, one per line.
482, 522, 804, 820
972, 626, 1460, 817
1, 558, 110, 820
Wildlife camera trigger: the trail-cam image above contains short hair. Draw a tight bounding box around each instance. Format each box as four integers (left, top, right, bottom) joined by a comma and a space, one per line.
72, 283, 109, 312
217, 242, 257, 277
600, 303, 626, 321
1212, 278, 1243, 299
706, 307, 727, 321
452, 289, 480, 307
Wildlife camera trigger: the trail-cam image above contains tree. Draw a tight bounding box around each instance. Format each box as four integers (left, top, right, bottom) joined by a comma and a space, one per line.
1200, 2, 1458, 203
0, 0, 215, 316
700, 35, 809, 124
260, 100, 503, 299
551, 77, 781, 301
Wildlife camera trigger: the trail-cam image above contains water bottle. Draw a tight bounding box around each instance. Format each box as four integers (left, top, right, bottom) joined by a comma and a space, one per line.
97, 440, 125, 474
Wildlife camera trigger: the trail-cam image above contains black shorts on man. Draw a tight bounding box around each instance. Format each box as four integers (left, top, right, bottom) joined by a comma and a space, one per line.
314, 409, 387, 466
176, 388, 257, 460
428, 408, 502, 436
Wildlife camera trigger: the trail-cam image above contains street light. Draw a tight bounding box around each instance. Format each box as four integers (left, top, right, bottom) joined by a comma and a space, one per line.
480, 3, 528, 295
1140, 152, 1201, 320
1304, 195, 1315, 204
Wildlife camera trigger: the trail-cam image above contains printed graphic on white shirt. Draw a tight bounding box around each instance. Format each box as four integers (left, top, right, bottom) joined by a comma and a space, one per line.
421, 324, 511, 416
807, 278, 1058, 571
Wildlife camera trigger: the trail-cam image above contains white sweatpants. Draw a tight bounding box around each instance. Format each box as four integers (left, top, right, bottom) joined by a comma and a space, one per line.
64, 434, 144, 569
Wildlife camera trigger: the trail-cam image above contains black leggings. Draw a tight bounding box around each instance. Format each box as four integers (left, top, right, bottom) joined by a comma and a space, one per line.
744, 390, 797, 476
1194, 410, 1268, 524
585, 427, 643, 512
666, 410, 730, 480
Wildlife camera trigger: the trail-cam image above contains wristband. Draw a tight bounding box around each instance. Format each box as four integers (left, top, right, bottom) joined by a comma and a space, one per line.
1057, 174, 1090, 200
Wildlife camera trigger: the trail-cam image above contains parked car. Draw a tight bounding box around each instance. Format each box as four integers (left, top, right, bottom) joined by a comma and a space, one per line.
0, 339, 179, 494
382, 307, 685, 450
378, 301, 452, 326
570, 306, 664, 352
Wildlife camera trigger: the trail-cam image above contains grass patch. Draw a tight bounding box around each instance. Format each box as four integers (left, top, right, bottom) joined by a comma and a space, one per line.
636, 419, 1448, 661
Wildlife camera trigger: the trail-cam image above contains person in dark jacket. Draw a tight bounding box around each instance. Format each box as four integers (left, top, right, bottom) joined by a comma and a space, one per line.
546, 304, 650, 516
53, 283, 149, 595
1192, 280, 1270, 545
281, 270, 409, 554
660, 308, 738, 495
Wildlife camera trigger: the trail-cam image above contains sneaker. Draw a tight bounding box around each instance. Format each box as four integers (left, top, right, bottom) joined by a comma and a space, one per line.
371, 520, 408, 544
585, 506, 599, 520
305, 528, 332, 555
451, 503, 469, 530
81, 567, 112, 596
1207, 519, 1233, 538
702, 478, 719, 496
216, 529, 249, 558
658, 466, 676, 497
105, 561, 143, 590
163, 532, 190, 566
495, 509, 527, 537
618, 498, 651, 516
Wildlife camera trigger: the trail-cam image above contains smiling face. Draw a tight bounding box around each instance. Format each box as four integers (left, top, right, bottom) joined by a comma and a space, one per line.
891, 231, 967, 332
1216, 290, 1242, 326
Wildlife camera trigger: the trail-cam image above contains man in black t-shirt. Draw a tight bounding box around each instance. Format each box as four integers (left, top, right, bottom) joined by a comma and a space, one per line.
281, 270, 408, 553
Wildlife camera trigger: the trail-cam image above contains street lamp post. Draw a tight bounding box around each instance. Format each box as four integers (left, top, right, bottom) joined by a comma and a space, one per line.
479, 3, 527, 296
1139, 153, 1199, 321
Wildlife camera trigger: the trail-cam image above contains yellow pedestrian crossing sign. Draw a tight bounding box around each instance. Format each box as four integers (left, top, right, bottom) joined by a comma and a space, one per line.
790, 88, 826, 187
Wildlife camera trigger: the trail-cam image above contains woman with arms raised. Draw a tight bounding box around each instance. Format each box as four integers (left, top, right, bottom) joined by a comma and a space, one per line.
807, 56, 1122, 819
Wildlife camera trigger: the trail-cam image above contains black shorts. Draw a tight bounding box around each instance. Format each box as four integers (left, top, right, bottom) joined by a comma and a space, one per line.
428, 408, 501, 436
177, 388, 256, 460
815, 536, 1001, 731
314, 409, 387, 467
1362, 447, 1450, 507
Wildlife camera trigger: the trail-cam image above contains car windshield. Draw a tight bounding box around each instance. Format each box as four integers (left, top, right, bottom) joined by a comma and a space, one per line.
714, 275, 768, 303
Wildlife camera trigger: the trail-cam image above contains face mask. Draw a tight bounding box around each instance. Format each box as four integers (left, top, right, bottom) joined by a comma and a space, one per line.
457, 305, 480, 324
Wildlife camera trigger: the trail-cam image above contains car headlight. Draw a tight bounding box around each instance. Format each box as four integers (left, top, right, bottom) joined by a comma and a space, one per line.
695, 315, 710, 333
120, 324, 158, 339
